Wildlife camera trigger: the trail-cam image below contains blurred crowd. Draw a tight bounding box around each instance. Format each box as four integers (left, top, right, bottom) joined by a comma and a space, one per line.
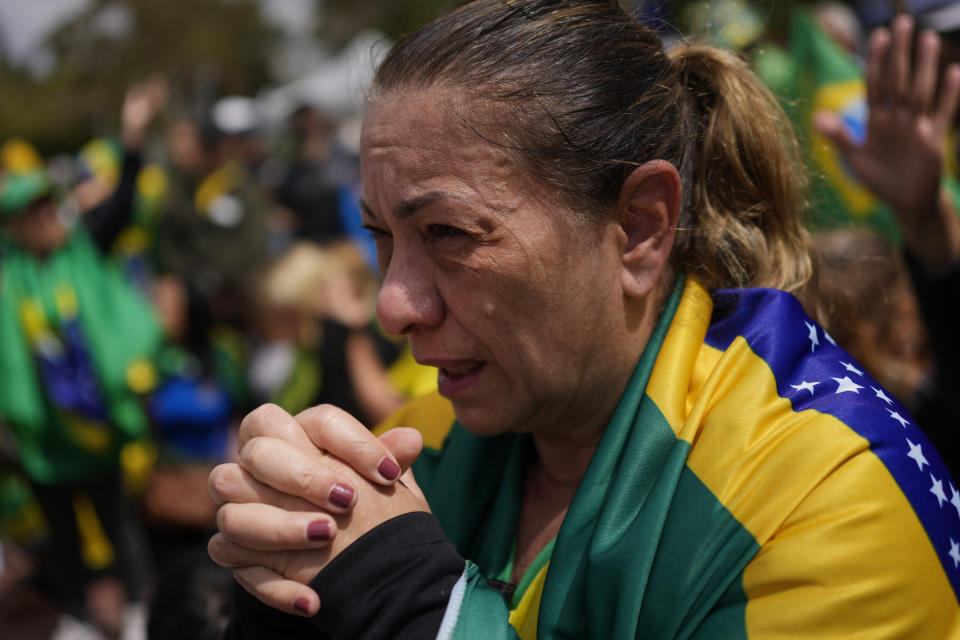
0, 1, 959, 639
0, 72, 436, 639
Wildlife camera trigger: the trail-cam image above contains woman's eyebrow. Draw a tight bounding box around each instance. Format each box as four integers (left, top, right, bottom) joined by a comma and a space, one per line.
358, 197, 376, 218
395, 192, 452, 219
360, 191, 463, 221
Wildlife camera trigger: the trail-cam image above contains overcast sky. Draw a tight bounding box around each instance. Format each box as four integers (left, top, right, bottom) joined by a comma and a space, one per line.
0, 0, 315, 64
0, 0, 87, 62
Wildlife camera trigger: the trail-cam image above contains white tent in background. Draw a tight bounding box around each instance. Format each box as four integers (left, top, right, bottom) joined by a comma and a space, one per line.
256, 30, 392, 125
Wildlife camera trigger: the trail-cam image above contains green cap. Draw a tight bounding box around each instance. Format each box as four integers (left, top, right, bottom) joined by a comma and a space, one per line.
0, 169, 53, 218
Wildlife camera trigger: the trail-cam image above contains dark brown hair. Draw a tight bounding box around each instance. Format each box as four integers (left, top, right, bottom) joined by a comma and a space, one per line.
371, 0, 812, 292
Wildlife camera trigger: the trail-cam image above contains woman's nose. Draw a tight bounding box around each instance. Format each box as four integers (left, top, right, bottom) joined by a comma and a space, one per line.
376, 257, 445, 335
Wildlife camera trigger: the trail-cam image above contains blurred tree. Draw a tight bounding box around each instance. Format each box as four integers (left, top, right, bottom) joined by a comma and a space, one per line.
319, 0, 455, 47
0, 0, 279, 156
317, 0, 806, 50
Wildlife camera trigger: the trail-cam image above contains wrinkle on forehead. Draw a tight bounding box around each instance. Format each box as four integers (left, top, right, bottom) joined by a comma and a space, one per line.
361, 87, 604, 266
363, 95, 523, 214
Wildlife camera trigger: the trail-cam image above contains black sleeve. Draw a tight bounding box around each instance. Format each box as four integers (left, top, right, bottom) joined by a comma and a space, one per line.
903, 249, 960, 477
223, 512, 465, 640
309, 511, 466, 640
84, 150, 142, 253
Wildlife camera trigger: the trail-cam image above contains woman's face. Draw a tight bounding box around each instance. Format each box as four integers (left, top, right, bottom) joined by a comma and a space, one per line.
361, 88, 640, 438
6, 197, 68, 255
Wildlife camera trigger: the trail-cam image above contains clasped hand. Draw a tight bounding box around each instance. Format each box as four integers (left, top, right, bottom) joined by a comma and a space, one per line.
207, 403, 427, 616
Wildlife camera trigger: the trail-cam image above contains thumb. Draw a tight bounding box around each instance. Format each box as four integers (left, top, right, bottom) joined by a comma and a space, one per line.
813, 110, 858, 157
377, 427, 424, 474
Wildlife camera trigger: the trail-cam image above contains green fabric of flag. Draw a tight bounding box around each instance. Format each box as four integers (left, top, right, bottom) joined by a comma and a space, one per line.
757, 10, 899, 238
416, 276, 758, 639
0, 228, 163, 484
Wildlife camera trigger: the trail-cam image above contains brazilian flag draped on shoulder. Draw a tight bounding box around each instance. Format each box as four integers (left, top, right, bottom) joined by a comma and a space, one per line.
377, 276, 960, 638
755, 9, 960, 239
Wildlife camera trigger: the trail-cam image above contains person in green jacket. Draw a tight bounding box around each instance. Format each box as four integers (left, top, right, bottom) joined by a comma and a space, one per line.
0, 78, 166, 637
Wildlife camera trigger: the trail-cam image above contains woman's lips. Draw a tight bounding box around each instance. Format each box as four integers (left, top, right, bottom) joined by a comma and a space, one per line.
440, 360, 483, 377
432, 360, 485, 397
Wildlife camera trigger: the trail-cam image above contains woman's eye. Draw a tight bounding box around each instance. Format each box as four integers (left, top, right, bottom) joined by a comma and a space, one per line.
426, 224, 467, 240
363, 224, 391, 240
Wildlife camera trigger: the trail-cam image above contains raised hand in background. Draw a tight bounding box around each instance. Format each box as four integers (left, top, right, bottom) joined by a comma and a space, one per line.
815, 14, 960, 273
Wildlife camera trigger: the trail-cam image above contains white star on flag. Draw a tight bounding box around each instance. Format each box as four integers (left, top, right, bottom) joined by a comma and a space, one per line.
805, 322, 819, 352
931, 474, 948, 508
824, 331, 837, 346
951, 484, 960, 520
840, 361, 864, 376
951, 539, 960, 569
888, 410, 909, 428
906, 439, 929, 471
872, 387, 893, 405
832, 376, 863, 394
791, 381, 818, 395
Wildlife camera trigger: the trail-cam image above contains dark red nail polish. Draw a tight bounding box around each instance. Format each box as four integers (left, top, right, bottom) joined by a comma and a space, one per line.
378, 457, 401, 481
294, 598, 311, 615
329, 483, 354, 508
307, 520, 330, 541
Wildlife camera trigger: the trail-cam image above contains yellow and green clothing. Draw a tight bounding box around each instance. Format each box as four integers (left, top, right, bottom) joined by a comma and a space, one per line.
231, 277, 960, 638
0, 229, 162, 485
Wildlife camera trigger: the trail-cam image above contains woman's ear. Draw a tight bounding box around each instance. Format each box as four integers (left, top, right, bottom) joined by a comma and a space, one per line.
616, 159, 682, 300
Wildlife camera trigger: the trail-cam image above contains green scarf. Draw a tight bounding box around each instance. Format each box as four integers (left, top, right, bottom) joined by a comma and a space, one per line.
417, 277, 747, 639
0, 229, 162, 484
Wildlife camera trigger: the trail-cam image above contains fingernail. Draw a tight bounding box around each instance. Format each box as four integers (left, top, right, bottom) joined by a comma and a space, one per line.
307, 520, 331, 541
377, 457, 401, 482
294, 598, 311, 616
329, 483, 354, 508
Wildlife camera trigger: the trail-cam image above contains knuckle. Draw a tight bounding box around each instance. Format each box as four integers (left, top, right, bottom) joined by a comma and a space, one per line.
240, 436, 273, 467
207, 533, 232, 565
350, 437, 383, 462
208, 463, 239, 503
275, 551, 301, 580
215, 504, 232, 534
299, 403, 344, 429
309, 405, 379, 453
240, 403, 288, 437
265, 520, 290, 548
292, 463, 328, 499
274, 418, 305, 444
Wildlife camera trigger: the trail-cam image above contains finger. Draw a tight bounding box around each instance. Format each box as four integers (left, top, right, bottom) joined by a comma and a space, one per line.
209, 531, 255, 568
238, 403, 319, 454
934, 63, 960, 135
209, 532, 330, 583
216, 503, 337, 551
296, 404, 403, 485
867, 27, 891, 108
814, 110, 858, 158
233, 565, 320, 618
891, 14, 914, 102
912, 31, 941, 113
208, 463, 322, 512
378, 427, 424, 473
240, 436, 358, 512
